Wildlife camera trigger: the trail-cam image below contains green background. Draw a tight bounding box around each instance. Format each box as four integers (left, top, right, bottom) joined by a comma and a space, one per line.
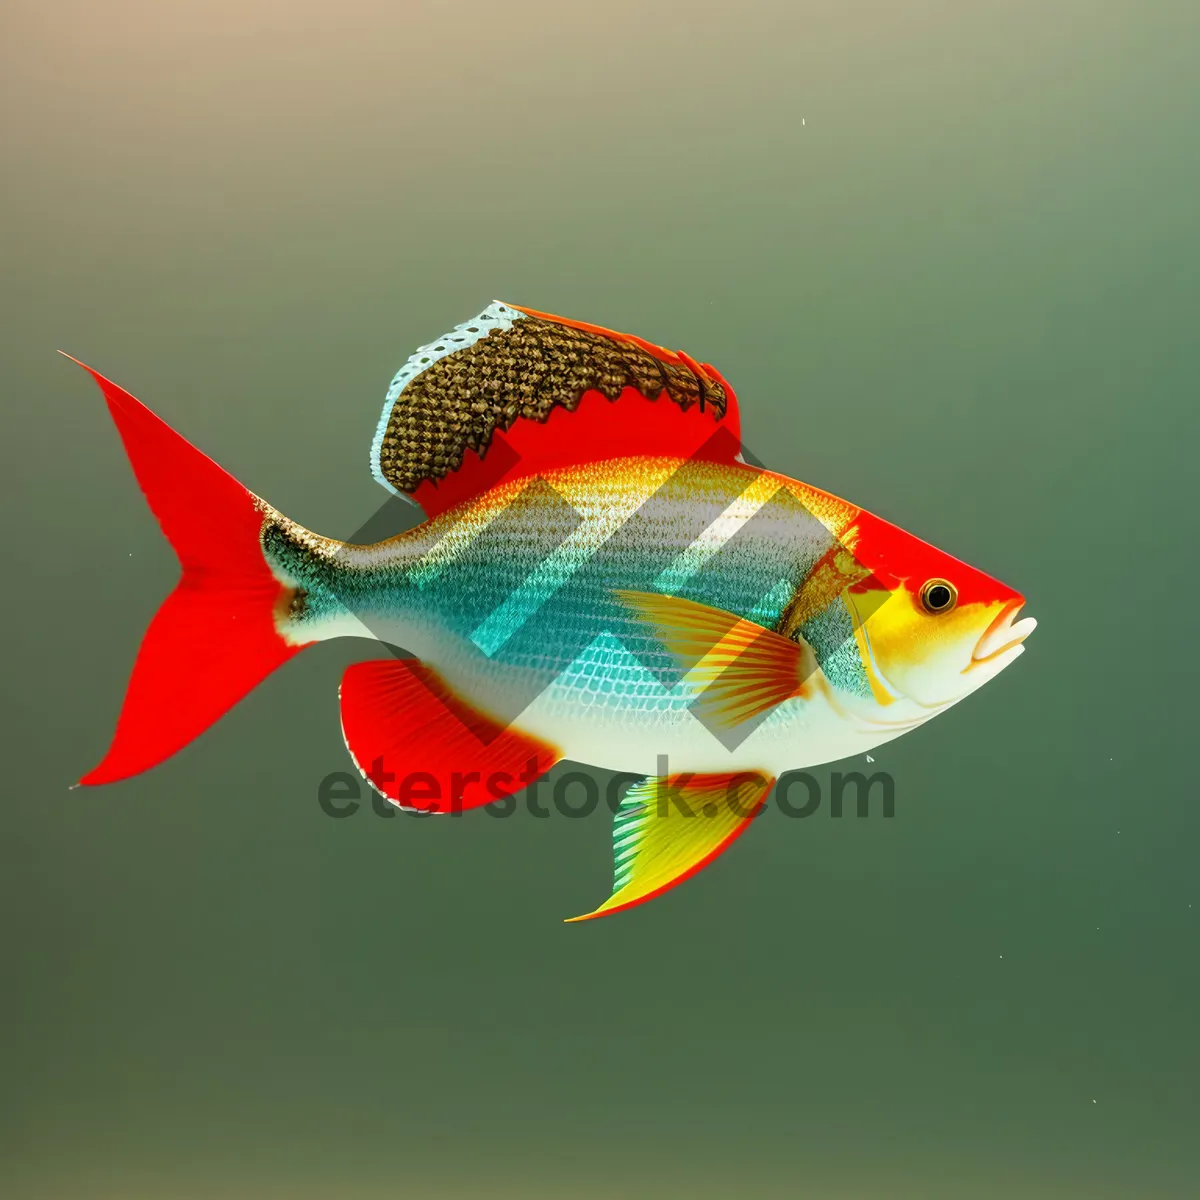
3, 2, 1197, 1196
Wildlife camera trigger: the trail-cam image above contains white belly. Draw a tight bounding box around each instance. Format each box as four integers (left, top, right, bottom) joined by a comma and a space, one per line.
326, 611, 929, 780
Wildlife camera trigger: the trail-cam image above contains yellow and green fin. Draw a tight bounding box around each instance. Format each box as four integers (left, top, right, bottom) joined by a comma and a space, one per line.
566, 772, 774, 922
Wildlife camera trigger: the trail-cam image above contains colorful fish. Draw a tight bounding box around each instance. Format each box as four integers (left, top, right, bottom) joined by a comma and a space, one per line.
67, 302, 1035, 921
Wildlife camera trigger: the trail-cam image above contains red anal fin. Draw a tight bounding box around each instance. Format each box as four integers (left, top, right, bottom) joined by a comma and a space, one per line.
339, 660, 560, 812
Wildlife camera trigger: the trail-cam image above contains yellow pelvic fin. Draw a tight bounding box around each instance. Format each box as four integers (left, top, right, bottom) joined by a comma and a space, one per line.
566, 772, 774, 923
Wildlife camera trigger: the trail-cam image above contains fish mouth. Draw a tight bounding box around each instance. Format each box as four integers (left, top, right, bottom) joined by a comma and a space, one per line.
966, 599, 1037, 672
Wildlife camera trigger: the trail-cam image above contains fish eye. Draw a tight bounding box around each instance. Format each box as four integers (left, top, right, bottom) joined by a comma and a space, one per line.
920, 579, 958, 614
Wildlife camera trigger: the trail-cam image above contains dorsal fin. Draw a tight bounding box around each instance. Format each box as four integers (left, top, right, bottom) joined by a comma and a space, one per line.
370, 301, 742, 518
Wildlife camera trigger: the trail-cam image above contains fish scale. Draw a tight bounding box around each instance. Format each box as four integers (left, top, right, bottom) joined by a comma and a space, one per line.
266, 456, 864, 711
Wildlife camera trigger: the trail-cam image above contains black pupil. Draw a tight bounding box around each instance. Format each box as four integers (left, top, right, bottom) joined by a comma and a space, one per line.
926, 585, 952, 610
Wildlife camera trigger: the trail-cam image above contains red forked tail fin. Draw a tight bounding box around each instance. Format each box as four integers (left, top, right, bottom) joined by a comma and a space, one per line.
65, 355, 310, 786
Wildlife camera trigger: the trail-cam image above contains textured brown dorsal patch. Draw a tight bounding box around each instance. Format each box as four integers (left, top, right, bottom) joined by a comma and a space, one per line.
371, 302, 736, 500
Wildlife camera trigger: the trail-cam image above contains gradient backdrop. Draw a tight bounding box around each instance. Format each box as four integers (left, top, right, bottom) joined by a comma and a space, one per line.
2, 2, 1198, 1197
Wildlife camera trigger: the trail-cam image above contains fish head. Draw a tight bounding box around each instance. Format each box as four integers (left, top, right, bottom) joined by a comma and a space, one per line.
841, 511, 1036, 710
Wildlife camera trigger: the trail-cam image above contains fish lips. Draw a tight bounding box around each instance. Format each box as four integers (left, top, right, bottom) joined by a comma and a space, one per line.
966, 598, 1037, 675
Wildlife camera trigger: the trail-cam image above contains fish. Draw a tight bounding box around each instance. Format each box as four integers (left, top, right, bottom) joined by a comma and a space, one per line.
66, 301, 1036, 921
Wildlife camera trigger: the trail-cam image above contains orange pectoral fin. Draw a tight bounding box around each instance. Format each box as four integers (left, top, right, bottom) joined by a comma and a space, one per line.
339, 659, 560, 812
615, 591, 818, 732
566, 772, 774, 922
